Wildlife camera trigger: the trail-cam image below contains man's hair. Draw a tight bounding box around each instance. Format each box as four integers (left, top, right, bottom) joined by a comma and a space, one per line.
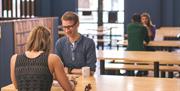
131, 13, 141, 23
61, 11, 79, 24
26, 26, 51, 53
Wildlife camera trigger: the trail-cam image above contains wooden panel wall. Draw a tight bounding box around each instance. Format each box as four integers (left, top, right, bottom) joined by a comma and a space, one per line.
13, 17, 58, 54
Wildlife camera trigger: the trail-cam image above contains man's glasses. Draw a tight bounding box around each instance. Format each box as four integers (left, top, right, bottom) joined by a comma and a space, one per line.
61, 22, 77, 30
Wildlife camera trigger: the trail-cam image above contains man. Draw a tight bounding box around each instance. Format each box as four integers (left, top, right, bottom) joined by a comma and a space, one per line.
55, 11, 96, 75
126, 13, 150, 76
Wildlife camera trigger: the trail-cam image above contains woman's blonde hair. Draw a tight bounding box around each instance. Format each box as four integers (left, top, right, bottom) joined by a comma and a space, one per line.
141, 12, 154, 28
26, 26, 51, 53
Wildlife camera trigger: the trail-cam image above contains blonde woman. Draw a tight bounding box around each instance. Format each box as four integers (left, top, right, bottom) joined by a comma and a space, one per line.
141, 12, 156, 40
10, 26, 74, 91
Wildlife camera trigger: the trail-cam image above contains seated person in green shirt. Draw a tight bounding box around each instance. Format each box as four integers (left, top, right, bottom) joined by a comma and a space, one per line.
127, 13, 150, 51
126, 13, 150, 76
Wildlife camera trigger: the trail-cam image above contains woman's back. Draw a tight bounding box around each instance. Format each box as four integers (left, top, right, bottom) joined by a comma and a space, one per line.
15, 52, 53, 91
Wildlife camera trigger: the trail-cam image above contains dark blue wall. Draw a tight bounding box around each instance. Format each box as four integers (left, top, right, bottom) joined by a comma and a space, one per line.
161, 0, 174, 26
51, 0, 77, 17
174, 0, 180, 26
124, 0, 161, 33
35, 0, 52, 16
35, 0, 77, 24
0, 23, 14, 88
125, 0, 180, 31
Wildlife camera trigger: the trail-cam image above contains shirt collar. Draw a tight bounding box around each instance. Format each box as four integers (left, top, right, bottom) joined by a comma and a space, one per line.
65, 34, 83, 45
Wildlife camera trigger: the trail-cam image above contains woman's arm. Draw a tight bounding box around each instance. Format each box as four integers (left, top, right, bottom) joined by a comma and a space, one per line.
49, 54, 74, 91
10, 54, 17, 89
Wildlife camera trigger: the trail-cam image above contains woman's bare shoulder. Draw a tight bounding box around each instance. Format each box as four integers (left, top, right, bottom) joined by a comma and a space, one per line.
49, 53, 60, 59
11, 54, 18, 63
48, 53, 62, 62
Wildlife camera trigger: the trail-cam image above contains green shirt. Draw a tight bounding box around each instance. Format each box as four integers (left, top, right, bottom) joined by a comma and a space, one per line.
127, 22, 150, 51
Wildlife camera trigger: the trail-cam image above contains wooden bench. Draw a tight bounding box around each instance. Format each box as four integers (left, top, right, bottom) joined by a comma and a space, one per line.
105, 63, 180, 72
105, 62, 180, 77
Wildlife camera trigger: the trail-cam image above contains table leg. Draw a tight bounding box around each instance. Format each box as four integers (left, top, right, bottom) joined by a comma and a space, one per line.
100, 60, 105, 75
154, 62, 159, 77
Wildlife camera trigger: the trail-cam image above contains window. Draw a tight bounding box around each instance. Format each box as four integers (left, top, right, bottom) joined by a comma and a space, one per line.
78, 0, 124, 43
1, 0, 35, 18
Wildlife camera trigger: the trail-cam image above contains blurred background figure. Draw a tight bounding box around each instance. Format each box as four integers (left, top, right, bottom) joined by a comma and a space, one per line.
127, 13, 150, 51
126, 13, 150, 76
141, 12, 156, 41
141, 12, 156, 51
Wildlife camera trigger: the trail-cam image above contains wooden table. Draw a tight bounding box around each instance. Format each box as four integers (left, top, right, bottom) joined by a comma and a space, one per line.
95, 75, 180, 91
119, 40, 180, 47
118, 40, 180, 51
1, 76, 96, 91
155, 27, 180, 41
148, 41, 180, 47
1, 83, 66, 91
2, 75, 180, 91
97, 50, 180, 77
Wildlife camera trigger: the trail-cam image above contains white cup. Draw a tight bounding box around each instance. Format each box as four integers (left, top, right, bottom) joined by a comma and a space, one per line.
82, 66, 90, 78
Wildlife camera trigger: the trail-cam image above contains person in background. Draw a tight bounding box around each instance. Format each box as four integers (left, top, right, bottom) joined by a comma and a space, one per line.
126, 13, 150, 76
127, 13, 150, 51
10, 26, 74, 91
141, 12, 156, 41
55, 11, 96, 75
141, 12, 156, 51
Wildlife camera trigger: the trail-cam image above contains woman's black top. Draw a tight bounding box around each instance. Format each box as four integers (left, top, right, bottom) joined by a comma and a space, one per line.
15, 53, 53, 91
